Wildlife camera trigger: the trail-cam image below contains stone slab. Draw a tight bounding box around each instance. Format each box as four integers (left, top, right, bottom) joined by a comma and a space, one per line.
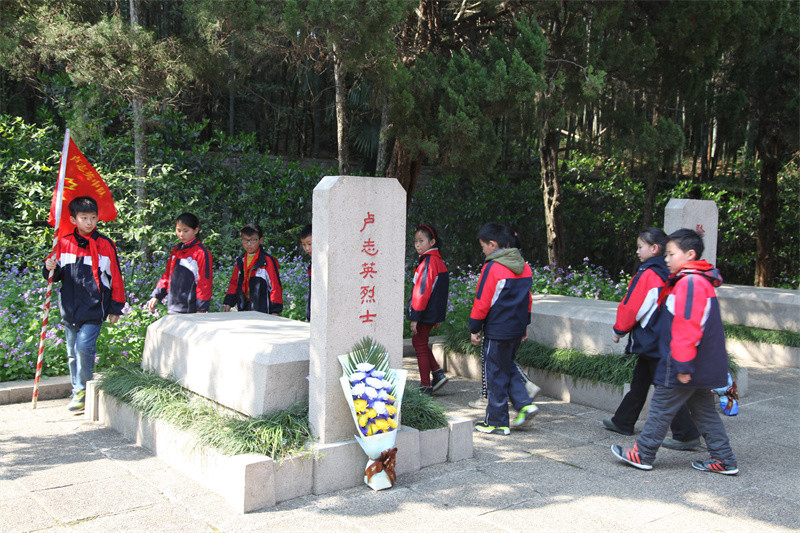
312, 438, 367, 495
447, 416, 474, 462
0, 375, 71, 405
717, 284, 800, 333
728, 339, 799, 369
664, 198, 718, 266
419, 426, 449, 468
142, 311, 309, 417
528, 294, 623, 355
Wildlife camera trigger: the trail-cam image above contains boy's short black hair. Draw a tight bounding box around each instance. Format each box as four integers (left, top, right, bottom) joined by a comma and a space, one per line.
668, 228, 704, 259
477, 222, 510, 248
299, 224, 312, 240
68, 196, 98, 217
241, 223, 263, 238
639, 227, 668, 255
176, 212, 199, 229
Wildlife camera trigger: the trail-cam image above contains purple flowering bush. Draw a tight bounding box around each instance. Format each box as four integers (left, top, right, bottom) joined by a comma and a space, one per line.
0, 250, 313, 382
2, 248, 625, 382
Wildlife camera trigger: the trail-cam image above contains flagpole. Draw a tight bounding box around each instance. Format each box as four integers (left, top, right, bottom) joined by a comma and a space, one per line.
32, 129, 70, 409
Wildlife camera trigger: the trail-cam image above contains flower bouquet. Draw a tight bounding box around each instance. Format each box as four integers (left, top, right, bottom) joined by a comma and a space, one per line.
339, 337, 407, 491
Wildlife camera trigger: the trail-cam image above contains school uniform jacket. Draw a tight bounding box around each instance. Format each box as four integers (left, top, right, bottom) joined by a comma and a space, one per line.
469, 249, 533, 340
407, 248, 449, 324
613, 256, 669, 358
151, 238, 213, 314
43, 229, 126, 328
223, 247, 283, 314
653, 260, 728, 390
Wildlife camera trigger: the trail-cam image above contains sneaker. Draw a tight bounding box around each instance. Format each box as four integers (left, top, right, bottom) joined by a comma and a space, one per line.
525, 382, 541, 400
66, 390, 86, 412
611, 443, 653, 470
662, 437, 701, 451
512, 404, 539, 427
603, 418, 634, 436
691, 457, 738, 475
474, 422, 510, 435
418, 386, 433, 396
468, 397, 488, 409
431, 369, 449, 392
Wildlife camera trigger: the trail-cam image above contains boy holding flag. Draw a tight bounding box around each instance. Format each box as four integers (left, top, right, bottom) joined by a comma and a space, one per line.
39, 132, 125, 412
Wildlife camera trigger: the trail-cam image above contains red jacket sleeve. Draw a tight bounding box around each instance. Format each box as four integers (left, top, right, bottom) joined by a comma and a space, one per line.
195, 247, 213, 311
613, 269, 663, 335
670, 275, 708, 374
267, 256, 283, 305
105, 239, 126, 315
150, 249, 174, 301
469, 263, 496, 332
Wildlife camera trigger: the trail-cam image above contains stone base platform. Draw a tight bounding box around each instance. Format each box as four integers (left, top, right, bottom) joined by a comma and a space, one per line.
717, 284, 800, 332
87, 381, 473, 513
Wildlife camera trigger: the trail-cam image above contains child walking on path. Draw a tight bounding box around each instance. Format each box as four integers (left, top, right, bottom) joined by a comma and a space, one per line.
223, 223, 283, 315
612, 229, 738, 474
147, 213, 213, 314
408, 225, 450, 395
604, 228, 701, 449
470, 223, 537, 435
44, 196, 126, 411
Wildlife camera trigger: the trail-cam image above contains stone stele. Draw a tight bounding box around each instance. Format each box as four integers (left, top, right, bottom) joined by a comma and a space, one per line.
141, 311, 310, 417
664, 198, 718, 265
309, 175, 406, 444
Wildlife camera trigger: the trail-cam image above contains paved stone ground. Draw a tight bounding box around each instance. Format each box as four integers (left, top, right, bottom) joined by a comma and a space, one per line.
1, 360, 798, 532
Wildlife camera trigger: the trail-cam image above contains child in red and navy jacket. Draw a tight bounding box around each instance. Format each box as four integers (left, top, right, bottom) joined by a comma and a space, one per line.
469, 223, 537, 436
407, 224, 450, 394
604, 228, 700, 448
44, 196, 126, 411
147, 213, 213, 314
223, 223, 283, 315
612, 229, 738, 475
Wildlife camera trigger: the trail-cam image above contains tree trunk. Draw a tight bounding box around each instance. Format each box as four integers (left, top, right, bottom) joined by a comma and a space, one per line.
540, 127, 565, 268
754, 136, 780, 287
386, 138, 420, 209
332, 44, 350, 174
130, 0, 149, 256
375, 99, 391, 176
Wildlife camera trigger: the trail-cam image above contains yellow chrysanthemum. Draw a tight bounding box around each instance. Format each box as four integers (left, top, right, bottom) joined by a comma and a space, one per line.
385, 404, 397, 415
358, 413, 370, 427
354, 399, 368, 413
365, 408, 377, 419
374, 418, 390, 431
366, 423, 379, 436
387, 418, 398, 429
386, 394, 396, 403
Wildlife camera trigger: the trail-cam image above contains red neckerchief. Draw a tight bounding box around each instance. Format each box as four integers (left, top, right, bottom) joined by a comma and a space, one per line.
74, 229, 101, 290
242, 251, 258, 299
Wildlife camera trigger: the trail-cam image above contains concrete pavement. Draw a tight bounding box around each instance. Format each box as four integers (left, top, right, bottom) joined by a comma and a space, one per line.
1, 360, 798, 532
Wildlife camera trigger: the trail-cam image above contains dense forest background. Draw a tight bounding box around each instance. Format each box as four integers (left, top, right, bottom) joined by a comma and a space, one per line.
0, 0, 798, 287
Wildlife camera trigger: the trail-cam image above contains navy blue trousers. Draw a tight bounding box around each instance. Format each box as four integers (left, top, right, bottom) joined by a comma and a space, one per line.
483, 337, 532, 427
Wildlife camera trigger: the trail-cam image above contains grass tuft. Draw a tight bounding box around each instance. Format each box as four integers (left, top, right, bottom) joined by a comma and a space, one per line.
724, 323, 800, 348
401, 384, 448, 430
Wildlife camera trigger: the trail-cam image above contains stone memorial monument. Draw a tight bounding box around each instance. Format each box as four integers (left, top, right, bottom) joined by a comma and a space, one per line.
664, 198, 718, 265
309, 176, 406, 444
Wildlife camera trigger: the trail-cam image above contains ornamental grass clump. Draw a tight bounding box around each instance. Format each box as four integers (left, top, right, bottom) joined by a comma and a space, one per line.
98, 365, 312, 459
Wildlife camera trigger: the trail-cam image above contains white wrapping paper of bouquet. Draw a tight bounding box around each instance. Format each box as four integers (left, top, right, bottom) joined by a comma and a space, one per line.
338, 354, 408, 490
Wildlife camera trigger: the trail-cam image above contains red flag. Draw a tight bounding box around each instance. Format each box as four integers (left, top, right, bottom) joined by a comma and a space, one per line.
47, 137, 117, 239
